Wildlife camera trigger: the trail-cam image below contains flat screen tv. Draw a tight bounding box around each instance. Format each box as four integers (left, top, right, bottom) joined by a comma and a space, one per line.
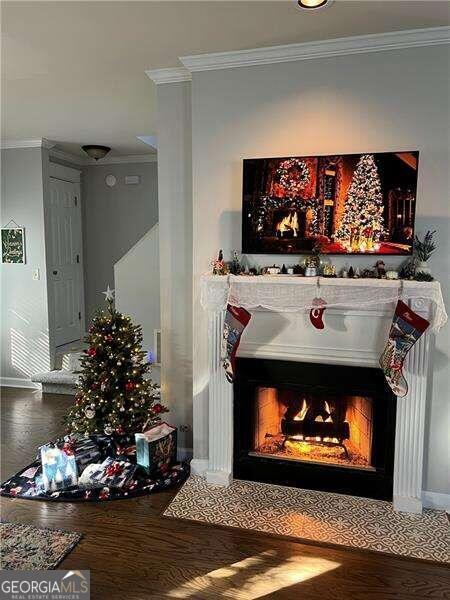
242, 152, 419, 255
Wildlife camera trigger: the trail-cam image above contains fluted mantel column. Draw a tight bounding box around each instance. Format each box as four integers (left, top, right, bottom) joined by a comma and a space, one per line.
393, 297, 432, 513
205, 309, 233, 485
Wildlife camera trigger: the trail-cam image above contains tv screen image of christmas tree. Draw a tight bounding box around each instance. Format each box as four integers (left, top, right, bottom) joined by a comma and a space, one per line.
242, 152, 418, 255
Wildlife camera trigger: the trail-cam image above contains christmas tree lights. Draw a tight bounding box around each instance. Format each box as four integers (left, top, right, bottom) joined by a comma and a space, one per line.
65, 294, 166, 436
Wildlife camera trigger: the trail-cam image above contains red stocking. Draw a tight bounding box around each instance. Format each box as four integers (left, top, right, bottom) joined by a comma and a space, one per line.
309, 298, 327, 330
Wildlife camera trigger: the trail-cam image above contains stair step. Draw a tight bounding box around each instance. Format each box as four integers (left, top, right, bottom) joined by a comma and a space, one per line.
61, 351, 84, 372
54, 342, 87, 370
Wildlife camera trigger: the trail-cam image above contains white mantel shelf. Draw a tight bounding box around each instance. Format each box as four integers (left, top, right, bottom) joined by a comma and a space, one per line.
194, 274, 448, 513
200, 275, 447, 331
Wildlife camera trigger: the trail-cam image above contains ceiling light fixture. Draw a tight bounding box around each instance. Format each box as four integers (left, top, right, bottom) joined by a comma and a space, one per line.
296, 0, 334, 10
81, 145, 111, 161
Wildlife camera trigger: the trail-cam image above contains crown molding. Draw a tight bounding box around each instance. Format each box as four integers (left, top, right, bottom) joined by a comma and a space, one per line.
1, 137, 55, 150
145, 67, 192, 84
180, 26, 450, 72
49, 147, 86, 165
49, 147, 157, 166
99, 154, 157, 164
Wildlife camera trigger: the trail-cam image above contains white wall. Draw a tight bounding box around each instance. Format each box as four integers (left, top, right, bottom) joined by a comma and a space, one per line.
114, 224, 160, 384
191, 46, 450, 495
156, 81, 193, 451
83, 161, 158, 320
1, 147, 51, 384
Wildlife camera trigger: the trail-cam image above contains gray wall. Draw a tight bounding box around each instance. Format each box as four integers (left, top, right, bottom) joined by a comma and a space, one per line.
191, 46, 450, 495
1, 147, 51, 382
156, 81, 193, 451
82, 162, 158, 320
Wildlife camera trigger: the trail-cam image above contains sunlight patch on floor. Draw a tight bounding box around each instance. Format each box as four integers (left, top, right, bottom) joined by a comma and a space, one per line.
167, 549, 340, 599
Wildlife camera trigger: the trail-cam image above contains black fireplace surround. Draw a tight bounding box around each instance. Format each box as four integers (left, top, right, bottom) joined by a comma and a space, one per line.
233, 358, 397, 500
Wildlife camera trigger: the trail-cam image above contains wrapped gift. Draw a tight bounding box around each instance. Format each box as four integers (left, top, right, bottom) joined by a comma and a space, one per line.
135, 423, 177, 477
78, 463, 105, 489
61, 435, 102, 468
78, 458, 136, 489
40, 444, 78, 492
37, 436, 101, 468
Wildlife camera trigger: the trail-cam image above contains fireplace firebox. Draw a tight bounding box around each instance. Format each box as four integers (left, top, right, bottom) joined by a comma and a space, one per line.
233, 358, 396, 500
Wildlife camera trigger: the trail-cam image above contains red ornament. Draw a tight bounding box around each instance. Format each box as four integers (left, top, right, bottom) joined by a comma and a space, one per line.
125, 382, 134, 392
115, 425, 125, 435
87, 347, 97, 357
153, 403, 163, 414
105, 334, 114, 343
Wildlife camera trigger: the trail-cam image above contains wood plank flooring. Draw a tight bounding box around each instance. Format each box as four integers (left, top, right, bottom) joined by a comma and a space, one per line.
1, 386, 449, 600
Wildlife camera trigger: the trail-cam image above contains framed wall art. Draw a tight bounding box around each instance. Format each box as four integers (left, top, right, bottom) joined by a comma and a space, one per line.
1, 222, 26, 264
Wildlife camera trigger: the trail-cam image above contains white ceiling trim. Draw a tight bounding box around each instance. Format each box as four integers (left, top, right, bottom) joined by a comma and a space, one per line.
145, 67, 192, 84
100, 154, 157, 164
179, 26, 450, 72
1, 137, 55, 150
49, 147, 86, 165
49, 147, 157, 166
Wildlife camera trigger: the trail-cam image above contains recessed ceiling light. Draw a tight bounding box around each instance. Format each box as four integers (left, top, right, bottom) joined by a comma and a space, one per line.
296, 0, 334, 11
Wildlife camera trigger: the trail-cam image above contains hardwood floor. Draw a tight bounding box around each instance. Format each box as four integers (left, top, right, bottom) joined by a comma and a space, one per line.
1, 386, 449, 600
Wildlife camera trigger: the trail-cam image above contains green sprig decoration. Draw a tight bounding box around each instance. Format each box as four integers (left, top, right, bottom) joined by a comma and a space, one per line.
414, 230, 436, 262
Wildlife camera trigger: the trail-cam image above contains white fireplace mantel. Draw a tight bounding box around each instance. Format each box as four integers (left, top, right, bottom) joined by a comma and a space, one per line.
195, 275, 447, 513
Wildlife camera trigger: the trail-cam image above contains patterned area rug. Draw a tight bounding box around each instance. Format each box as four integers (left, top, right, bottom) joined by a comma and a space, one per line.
0, 522, 82, 569
164, 476, 450, 563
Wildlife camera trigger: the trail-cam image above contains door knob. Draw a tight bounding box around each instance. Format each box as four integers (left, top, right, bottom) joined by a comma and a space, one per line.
53, 270, 58, 275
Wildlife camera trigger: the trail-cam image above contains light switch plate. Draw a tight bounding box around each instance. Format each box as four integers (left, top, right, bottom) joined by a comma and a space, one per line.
32, 268, 40, 280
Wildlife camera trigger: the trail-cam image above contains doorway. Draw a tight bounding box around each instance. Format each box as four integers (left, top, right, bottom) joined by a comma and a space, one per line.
46, 163, 84, 349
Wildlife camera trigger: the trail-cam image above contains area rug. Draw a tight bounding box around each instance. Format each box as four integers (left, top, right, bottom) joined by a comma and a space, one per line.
0, 522, 82, 569
164, 475, 450, 564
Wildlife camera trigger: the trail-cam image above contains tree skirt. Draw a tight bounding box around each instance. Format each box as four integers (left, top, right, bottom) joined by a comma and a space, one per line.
0, 434, 189, 502
0, 522, 82, 569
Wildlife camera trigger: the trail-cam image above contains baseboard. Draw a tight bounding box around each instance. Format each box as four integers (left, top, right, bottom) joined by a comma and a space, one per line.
422, 491, 450, 512
205, 469, 232, 486
177, 446, 193, 462
0, 377, 41, 390
190, 458, 208, 476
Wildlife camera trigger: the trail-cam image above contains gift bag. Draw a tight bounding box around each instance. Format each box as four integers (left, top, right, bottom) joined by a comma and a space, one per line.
40, 444, 78, 492
135, 423, 177, 477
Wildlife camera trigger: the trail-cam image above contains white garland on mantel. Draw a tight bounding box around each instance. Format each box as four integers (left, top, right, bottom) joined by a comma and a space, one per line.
200, 274, 448, 331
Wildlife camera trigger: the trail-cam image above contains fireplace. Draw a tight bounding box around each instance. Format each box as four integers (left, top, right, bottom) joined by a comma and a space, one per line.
234, 358, 396, 500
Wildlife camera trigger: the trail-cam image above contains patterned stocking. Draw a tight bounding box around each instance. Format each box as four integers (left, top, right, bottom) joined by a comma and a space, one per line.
379, 300, 429, 397
222, 304, 252, 383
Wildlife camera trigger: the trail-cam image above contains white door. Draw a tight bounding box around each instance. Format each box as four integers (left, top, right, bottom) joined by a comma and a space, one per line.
47, 177, 83, 347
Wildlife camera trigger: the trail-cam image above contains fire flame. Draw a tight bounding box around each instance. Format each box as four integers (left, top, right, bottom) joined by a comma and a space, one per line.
276, 211, 299, 237
293, 399, 308, 421
293, 399, 333, 423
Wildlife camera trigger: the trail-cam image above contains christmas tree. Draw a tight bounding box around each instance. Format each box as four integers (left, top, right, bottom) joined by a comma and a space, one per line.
335, 154, 384, 249
65, 288, 166, 436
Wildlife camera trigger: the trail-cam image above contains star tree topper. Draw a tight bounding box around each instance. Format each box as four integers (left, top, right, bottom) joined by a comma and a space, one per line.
102, 285, 115, 302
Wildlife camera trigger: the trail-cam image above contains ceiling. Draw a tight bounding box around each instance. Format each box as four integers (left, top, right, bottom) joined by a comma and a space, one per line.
2, 1, 449, 157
